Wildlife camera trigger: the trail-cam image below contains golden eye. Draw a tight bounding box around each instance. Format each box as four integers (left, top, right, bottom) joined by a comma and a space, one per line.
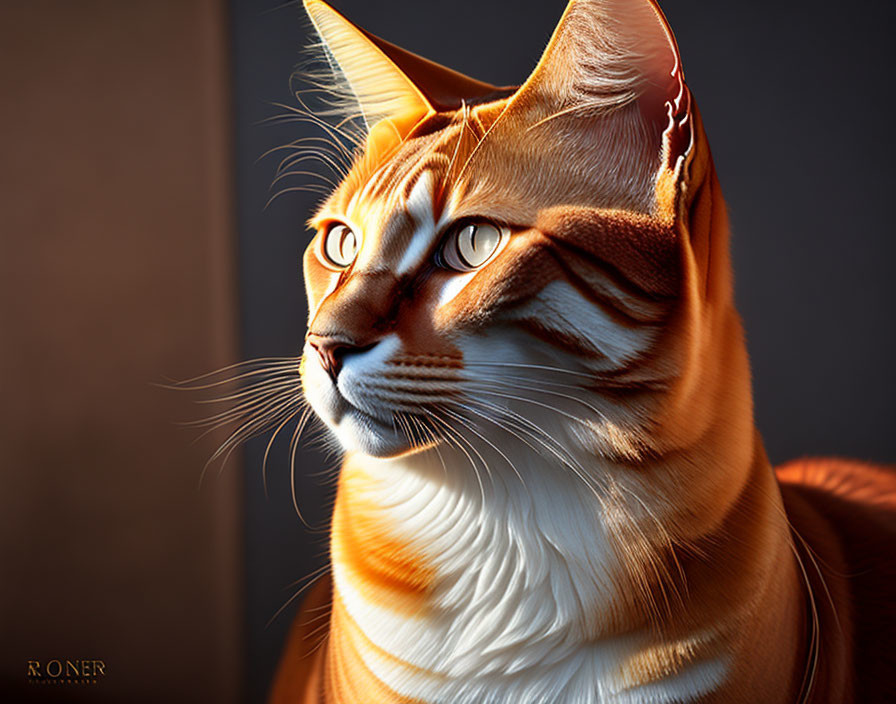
439, 222, 506, 272
322, 223, 359, 268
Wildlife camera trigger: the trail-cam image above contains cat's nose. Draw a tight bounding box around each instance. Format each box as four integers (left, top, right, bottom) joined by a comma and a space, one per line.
306, 333, 375, 382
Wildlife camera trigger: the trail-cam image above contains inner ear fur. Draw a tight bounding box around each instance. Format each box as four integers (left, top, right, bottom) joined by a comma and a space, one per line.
303, 0, 511, 131
483, 0, 694, 217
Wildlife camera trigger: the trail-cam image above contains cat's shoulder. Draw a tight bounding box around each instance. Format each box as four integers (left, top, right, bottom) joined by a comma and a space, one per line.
777, 457, 896, 702
777, 457, 896, 506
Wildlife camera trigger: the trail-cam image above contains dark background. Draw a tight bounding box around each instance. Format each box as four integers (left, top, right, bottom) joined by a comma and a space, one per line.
2, 1, 893, 703
231, 1, 895, 701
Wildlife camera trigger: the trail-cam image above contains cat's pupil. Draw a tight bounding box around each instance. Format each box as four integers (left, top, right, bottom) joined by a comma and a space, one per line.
324, 223, 357, 267
458, 223, 500, 267
340, 229, 356, 261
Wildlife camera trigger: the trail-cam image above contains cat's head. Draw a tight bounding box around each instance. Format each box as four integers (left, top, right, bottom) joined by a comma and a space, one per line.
300, 0, 734, 469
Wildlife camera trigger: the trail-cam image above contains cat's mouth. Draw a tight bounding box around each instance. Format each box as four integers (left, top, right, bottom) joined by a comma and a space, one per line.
331, 390, 392, 433
302, 352, 422, 458
334, 398, 425, 458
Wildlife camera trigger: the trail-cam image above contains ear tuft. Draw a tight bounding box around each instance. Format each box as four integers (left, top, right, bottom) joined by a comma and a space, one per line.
303, 0, 432, 128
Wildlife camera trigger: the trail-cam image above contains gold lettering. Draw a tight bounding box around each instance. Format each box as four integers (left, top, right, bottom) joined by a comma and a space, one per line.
25, 657, 105, 681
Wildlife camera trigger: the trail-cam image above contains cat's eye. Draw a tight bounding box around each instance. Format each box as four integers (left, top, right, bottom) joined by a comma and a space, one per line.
322, 223, 359, 268
438, 222, 507, 272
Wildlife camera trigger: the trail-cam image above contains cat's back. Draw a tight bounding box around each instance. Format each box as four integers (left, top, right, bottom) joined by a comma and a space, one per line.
776, 458, 896, 703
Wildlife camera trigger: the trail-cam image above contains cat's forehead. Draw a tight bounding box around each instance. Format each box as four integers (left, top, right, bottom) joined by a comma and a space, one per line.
311, 111, 497, 272
317, 103, 662, 249
332, 112, 474, 220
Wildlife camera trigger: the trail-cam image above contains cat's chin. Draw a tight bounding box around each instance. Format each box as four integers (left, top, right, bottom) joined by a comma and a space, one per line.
333, 406, 417, 458
302, 358, 425, 458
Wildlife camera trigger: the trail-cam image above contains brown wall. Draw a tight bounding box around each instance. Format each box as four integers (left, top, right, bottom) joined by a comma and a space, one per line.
0, 1, 242, 702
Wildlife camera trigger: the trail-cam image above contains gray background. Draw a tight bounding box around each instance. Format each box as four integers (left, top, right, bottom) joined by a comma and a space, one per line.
229, 1, 896, 701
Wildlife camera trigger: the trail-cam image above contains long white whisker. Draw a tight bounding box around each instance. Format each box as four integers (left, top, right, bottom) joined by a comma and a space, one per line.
187, 385, 301, 431
192, 377, 300, 408
441, 405, 526, 490
262, 405, 307, 499
290, 408, 317, 529
161, 358, 298, 390
474, 376, 609, 422
464, 383, 597, 431
464, 361, 595, 378
461, 396, 604, 502
428, 411, 488, 505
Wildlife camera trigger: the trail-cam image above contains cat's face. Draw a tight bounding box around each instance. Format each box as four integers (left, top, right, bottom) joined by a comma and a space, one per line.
300, 0, 698, 463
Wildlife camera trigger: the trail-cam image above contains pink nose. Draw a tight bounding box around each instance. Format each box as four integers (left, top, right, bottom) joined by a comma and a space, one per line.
307, 334, 376, 381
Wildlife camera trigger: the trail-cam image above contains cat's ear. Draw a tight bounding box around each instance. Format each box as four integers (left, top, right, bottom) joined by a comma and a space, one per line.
303, 0, 506, 130
493, 0, 693, 215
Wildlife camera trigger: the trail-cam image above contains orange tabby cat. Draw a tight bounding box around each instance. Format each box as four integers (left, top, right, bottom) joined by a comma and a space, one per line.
269, 1, 896, 702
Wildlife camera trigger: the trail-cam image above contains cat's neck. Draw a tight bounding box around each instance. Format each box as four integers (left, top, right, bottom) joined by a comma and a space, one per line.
325, 430, 807, 704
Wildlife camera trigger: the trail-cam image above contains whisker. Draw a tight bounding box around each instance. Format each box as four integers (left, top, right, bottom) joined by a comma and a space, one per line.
185, 384, 300, 430
262, 406, 307, 499
266, 562, 334, 629
206, 397, 300, 463
192, 376, 300, 407
428, 411, 488, 505
161, 357, 298, 389
463, 383, 596, 431
268, 168, 341, 191
288, 409, 316, 529
407, 414, 448, 477
264, 185, 332, 209
441, 405, 526, 490
476, 376, 608, 422
461, 396, 604, 502
464, 361, 597, 380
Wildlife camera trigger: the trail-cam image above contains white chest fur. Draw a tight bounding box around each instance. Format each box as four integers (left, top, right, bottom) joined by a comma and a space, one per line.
332, 449, 729, 704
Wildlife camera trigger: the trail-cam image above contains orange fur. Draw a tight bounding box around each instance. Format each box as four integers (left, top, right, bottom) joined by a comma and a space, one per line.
332, 460, 435, 612
778, 459, 896, 703
267, 1, 895, 702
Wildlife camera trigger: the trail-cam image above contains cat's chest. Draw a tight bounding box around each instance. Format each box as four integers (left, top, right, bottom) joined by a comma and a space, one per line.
328, 455, 728, 704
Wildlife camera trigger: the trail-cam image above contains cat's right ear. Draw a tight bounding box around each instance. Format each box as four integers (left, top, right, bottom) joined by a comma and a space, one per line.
303, 0, 506, 136
485, 0, 694, 219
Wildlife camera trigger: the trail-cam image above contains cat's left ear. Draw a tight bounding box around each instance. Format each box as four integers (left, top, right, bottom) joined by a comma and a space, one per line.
303, 0, 507, 132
